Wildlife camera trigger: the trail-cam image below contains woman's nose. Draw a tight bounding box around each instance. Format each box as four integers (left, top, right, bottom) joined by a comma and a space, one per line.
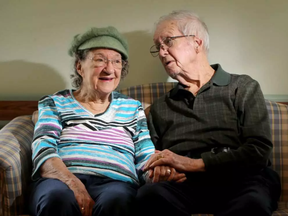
104, 61, 114, 74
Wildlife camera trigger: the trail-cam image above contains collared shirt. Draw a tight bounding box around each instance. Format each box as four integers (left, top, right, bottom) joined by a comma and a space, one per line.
148, 64, 272, 172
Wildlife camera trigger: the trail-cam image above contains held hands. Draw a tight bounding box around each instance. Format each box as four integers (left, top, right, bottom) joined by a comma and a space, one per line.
144, 149, 205, 174
146, 166, 187, 183
144, 149, 186, 183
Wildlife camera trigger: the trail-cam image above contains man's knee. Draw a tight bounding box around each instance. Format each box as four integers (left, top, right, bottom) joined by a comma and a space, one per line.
136, 183, 175, 211
219, 191, 272, 216
137, 183, 167, 200
136, 183, 188, 216
242, 192, 271, 215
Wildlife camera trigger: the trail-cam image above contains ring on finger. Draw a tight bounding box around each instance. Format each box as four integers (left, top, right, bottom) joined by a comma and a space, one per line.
167, 169, 171, 175
157, 154, 164, 160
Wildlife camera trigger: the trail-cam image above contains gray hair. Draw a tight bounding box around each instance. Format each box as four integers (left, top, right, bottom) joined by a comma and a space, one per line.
155, 10, 210, 52
71, 49, 129, 88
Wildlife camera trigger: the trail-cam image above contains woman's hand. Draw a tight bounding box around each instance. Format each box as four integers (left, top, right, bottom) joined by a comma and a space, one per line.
147, 166, 187, 183
144, 149, 205, 173
69, 180, 95, 216
40, 158, 95, 216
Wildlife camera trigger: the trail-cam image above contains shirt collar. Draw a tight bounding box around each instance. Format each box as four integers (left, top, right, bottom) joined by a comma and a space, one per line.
210, 64, 231, 86
170, 64, 231, 97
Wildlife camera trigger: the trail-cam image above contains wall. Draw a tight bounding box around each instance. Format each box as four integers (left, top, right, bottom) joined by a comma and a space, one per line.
0, 0, 288, 101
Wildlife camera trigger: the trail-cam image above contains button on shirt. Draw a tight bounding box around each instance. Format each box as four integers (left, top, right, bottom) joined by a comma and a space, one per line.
148, 64, 272, 173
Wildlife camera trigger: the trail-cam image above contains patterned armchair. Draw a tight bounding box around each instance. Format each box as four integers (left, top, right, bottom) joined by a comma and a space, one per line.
0, 82, 287, 216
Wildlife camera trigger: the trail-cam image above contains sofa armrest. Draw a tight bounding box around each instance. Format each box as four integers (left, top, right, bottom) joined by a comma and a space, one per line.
0, 115, 34, 216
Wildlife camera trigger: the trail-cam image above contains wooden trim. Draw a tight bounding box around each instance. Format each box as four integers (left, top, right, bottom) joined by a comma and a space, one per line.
0, 100, 287, 121
0, 101, 38, 121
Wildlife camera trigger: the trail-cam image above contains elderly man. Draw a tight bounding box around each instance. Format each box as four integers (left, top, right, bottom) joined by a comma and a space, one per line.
137, 10, 281, 216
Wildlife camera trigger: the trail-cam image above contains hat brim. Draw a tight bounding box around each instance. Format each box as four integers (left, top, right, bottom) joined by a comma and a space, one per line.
78, 36, 128, 60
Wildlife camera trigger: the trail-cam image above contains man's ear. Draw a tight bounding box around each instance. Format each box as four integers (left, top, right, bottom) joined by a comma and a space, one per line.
194, 37, 202, 47
193, 37, 203, 53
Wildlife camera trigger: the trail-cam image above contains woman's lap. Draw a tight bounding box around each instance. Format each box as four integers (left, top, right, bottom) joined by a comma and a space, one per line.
29, 174, 137, 216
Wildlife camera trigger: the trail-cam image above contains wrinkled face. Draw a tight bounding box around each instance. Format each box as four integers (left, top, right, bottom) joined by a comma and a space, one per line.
77, 49, 122, 96
153, 21, 197, 78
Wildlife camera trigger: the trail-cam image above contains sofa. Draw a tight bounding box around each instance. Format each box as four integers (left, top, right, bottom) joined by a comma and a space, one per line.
0, 82, 287, 216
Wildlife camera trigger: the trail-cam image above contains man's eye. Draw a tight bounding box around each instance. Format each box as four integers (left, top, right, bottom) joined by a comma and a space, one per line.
155, 44, 161, 51
164, 37, 173, 46
94, 58, 104, 63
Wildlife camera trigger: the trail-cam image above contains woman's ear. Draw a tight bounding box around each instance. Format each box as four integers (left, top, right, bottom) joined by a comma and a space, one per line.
76, 61, 83, 76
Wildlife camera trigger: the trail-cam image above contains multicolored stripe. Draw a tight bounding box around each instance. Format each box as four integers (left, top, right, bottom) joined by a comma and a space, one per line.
31, 89, 155, 185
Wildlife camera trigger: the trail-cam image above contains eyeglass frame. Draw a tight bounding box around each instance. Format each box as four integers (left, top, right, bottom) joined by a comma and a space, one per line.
87, 56, 127, 69
150, 35, 195, 57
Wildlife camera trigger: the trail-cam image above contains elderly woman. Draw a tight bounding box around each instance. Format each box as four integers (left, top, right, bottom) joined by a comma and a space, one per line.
29, 26, 155, 216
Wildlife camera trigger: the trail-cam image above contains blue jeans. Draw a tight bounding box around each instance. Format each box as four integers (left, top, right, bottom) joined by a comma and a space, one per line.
29, 174, 137, 216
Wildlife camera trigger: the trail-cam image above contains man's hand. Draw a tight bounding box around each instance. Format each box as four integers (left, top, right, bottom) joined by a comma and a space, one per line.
144, 149, 205, 172
147, 166, 186, 183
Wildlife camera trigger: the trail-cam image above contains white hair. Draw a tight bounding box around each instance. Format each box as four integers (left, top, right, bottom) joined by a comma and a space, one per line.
155, 10, 210, 52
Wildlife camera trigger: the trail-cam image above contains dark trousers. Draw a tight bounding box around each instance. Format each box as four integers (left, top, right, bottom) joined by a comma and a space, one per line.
136, 167, 281, 216
29, 174, 137, 216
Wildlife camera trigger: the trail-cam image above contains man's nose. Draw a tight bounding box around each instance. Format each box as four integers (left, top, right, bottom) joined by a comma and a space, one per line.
159, 45, 169, 57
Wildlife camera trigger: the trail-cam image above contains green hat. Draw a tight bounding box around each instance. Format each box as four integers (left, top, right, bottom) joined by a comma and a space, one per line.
68, 26, 128, 60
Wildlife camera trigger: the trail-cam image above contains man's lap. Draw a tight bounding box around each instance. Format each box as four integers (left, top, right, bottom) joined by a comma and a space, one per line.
137, 168, 280, 216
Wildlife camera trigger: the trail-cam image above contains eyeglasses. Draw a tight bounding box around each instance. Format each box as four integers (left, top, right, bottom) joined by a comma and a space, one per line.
88, 56, 126, 69
150, 35, 195, 57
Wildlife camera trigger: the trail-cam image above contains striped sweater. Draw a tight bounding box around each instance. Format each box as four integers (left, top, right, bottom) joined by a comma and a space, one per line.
31, 89, 155, 185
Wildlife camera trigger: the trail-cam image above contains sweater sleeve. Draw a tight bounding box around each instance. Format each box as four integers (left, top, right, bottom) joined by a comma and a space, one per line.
133, 102, 155, 182
201, 77, 272, 172
31, 95, 62, 180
